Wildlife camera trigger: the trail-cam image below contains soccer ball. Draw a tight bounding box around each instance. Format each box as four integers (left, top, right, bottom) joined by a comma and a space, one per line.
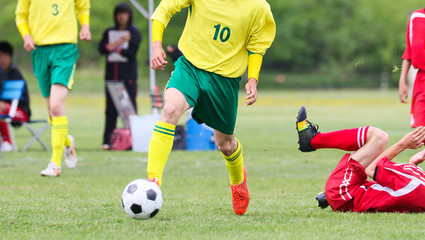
121, 179, 163, 220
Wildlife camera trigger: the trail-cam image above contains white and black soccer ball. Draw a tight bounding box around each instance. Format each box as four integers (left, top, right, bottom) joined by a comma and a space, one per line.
121, 179, 163, 220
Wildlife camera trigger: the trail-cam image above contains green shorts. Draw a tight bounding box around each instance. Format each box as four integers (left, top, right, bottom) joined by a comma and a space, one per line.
167, 55, 241, 135
31, 43, 78, 97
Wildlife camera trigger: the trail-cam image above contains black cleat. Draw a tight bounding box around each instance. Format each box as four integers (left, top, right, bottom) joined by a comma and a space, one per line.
296, 106, 319, 152
315, 191, 329, 209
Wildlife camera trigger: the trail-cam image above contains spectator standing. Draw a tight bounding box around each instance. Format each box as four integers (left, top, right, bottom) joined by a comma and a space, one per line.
99, 2, 141, 150
0, 41, 31, 151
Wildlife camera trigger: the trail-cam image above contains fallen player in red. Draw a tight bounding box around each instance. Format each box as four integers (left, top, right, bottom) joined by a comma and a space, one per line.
296, 106, 425, 212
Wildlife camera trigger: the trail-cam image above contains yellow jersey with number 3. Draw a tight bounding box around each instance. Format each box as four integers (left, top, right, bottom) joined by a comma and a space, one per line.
15, 0, 90, 45
151, 0, 276, 78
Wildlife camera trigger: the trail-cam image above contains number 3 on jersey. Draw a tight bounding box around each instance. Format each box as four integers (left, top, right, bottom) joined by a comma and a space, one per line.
213, 24, 231, 42
52, 4, 59, 16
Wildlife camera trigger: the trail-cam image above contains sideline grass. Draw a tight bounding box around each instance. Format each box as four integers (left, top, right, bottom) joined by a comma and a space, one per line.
1, 89, 425, 239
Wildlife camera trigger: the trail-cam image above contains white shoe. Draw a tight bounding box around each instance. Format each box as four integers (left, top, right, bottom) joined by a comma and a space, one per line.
40, 162, 61, 177
64, 135, 77, 168
1, 142, 13, 152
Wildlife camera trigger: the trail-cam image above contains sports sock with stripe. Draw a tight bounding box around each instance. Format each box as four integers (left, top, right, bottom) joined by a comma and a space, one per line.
147, 121, 175, 186
222, 138, 244, 185
311, 127, 369, 151
51, 116, 68, 167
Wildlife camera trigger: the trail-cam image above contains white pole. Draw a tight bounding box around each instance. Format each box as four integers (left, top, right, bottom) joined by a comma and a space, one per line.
129, 0, 158, 115
148, 0, 158, 115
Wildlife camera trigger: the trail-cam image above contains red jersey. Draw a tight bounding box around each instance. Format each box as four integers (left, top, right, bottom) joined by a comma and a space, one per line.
402, 8, 425, 71
325, 154, 425, 213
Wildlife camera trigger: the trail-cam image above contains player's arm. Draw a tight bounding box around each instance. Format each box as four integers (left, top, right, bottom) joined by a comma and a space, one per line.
365, 127, 425, 177
245, 4, 276, 106
15, 0, 35, 52
399, 18, 412, 104
151, 20, 167, 70
75, 0, 91, 41
150, 0, 192, 70
398, 59, 411, 104
245, 53, 262, 106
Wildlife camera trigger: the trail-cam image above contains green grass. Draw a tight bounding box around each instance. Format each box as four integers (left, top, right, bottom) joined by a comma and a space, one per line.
1, 87, 425, 239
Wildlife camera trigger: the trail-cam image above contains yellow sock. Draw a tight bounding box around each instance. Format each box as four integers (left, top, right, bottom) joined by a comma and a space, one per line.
222, 138, 244, 185
147, 121, 175, 186
64, 135, 72, 147
51, 116, 68, 167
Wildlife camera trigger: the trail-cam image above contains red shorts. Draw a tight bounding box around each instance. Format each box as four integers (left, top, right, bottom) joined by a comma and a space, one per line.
325, 154, 425, 212
325, 154, 366, 212
411, 69, 425, 127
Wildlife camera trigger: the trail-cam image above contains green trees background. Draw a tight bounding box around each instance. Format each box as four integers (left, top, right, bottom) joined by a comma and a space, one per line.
1, 0, 424, 85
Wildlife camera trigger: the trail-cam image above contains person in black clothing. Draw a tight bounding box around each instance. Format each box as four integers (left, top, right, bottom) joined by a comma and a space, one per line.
0, 41, 31, 151
166, 45, 182, 63
98, 2, 141, 150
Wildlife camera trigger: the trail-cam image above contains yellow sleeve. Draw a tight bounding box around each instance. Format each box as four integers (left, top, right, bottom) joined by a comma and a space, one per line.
248, 53, 263, 82
152, 20, 165, 43
75, 0, 90, 26
246, 3, 276, 55
151, 0, 192, 28
15, 0, 30, 38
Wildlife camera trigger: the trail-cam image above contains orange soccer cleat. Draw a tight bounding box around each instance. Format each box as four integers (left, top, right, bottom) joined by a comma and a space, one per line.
230, 166, 249, 215
148, 177, 160, 187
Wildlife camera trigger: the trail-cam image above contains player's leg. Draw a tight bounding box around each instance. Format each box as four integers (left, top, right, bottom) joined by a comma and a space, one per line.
350, 127, 388, 173
40, 84, 68, 176
296, 106, 388, 168
147, 88, 190, 186
410, 70, 425, 127
297, 106, 371, 152
214, 130, 249, 215
48, 84, 69, 165
41, 44, 78, 176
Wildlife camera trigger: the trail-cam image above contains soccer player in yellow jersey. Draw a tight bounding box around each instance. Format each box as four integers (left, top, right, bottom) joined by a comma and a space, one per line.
148, 0, 276, 215
15, 0, 91, 177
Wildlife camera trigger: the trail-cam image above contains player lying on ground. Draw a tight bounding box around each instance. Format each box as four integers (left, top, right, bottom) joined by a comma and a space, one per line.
296, 106, 425, 212
148, 0, 276, 215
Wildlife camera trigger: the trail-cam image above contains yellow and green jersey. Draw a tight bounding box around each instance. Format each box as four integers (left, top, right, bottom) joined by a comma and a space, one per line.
15, 0, 90, 46
152, 0, 276, 78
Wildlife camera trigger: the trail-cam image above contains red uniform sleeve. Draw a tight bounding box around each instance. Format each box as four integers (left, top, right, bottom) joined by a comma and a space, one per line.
374, 157, 412, 190
404, 10, 425, 70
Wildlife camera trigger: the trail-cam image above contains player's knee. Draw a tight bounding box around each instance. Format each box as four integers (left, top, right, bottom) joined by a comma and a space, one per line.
49, 103, 64, 117
216, 139, 235, 156
369, 127, 388, 150
161, 104, 182, 122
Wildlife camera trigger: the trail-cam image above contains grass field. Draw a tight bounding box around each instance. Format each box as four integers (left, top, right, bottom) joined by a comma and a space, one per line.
1, 87, 425, 239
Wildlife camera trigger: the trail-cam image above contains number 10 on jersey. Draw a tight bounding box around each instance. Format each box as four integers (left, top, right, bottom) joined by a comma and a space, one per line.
213, 24, 231, 42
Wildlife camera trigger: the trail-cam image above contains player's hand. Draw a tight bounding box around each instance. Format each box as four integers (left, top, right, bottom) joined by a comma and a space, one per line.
399, 81, 408, 104
401, 126, 425, 149
79, 24, 91, 41
245, 78, 258, 106
151, 41, 167, 71
409, 149, 425, 166
23, 34, 36, 52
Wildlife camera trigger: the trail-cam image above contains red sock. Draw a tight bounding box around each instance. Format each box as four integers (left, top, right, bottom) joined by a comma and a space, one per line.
311, 127, 369, 151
